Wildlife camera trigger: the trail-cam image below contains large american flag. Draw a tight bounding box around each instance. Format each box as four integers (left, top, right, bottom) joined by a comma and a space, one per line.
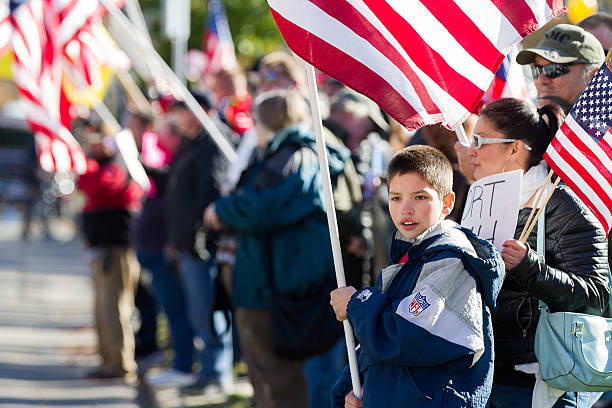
267, 0, 564, 131
544, 63, 612, 235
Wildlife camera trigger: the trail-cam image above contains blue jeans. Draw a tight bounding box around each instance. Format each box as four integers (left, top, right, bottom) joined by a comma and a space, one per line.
304, 338, 347, 408
137, 251, 194, 373
180, 252, 232, 384
491, 384, 602, 408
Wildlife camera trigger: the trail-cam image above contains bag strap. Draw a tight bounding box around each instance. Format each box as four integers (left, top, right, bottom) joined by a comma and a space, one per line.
608, 264, 612, 314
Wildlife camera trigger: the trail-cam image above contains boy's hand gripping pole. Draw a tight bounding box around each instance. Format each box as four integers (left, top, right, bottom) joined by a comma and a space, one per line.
304, 63, 362, 400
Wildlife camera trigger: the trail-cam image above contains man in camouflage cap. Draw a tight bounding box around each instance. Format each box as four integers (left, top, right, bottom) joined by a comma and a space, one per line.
516, 23, 605, 113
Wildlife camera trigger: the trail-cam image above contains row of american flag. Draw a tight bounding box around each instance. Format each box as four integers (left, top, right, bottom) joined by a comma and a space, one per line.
0, 0, 232, 175
0, 0, 128, 174
0, 0, 609, 236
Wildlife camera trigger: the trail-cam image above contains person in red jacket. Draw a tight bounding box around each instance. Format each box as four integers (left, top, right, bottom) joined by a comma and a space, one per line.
78, 132, 143, 381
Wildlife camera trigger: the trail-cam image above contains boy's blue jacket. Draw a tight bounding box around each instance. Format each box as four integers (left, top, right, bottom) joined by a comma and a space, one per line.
332, 220, 504, 407
215, 124, 349, 309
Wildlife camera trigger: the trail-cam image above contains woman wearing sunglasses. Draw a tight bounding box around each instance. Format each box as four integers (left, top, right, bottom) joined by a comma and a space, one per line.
463, 98, 609, 408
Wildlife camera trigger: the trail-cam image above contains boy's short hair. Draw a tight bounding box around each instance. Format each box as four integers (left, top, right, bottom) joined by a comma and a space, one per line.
387, 145, 453, 197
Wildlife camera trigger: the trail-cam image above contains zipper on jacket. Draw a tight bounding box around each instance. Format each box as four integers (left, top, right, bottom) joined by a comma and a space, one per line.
516, 296, 533, 338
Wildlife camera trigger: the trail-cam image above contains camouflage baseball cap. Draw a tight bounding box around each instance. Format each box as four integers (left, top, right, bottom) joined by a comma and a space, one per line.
516, 24, 605, 65
335, 91, 390, 133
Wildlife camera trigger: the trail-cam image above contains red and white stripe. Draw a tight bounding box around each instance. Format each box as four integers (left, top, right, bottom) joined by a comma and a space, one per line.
64, 22, 130, 89
267, 0, 563, 130
59, 0, 129, 89
0, 4, 11, 57
10, 0, 86, 174
55, 0, 124, 47
545, 115, 612, 234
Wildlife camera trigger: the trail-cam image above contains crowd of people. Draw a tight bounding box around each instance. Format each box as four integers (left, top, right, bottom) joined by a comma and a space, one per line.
71, 13, 612, 408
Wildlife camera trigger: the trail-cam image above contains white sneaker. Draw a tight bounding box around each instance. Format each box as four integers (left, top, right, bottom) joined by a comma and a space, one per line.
145, 368, 197, 388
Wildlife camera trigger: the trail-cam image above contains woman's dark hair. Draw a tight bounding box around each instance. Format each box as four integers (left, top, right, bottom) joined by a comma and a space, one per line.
480, 98, 565, 169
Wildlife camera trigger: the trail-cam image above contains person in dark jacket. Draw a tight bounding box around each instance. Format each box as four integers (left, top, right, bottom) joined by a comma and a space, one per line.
466, 98, 609, 407
78, 133, 143, 380
203, 89, 347, 408
133, 117, 195, 378
148, 91, 232, 391
126, 109, 160, 364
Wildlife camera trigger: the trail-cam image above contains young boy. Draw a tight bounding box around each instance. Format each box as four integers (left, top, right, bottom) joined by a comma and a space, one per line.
330, 145, 504, 407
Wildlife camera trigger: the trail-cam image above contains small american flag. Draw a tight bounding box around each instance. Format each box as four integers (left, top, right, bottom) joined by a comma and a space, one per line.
544, 63, 612, 236
202, 0, 237, 77
266, 0, 563, 131
482, 48, 529, 104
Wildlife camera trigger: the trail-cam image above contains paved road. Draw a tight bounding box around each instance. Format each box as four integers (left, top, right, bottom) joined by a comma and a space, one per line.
0, 212, 147, 407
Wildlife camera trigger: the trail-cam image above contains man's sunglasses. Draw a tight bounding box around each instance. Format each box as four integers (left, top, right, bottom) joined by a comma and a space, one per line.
471, 133, 532, 150
530, 63, 578, 79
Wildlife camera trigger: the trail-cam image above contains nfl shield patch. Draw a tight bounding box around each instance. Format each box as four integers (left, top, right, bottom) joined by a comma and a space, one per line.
357, 289, 372, 302
409, 292, 431, 316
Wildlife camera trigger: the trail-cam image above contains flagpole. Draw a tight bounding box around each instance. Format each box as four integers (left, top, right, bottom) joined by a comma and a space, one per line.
100, 0, 238, 164
455, 122, 470, 146
124, 0, 152, 44
304, 62, 362, 400
519, 170, 554, 242
606, 47, 612, 70
120, 0, 155, 115
116, 70, 152, 115
108, 0, 158, 86
519, 177, 560, 243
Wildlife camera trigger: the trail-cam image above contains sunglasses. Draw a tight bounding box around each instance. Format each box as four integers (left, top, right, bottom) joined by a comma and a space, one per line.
530, 63, 577, 79
261, 68, 291, 83
471, 133, 532, 150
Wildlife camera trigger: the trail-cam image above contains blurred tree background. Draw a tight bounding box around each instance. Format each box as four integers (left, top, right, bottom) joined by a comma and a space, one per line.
139, 0, 284, 70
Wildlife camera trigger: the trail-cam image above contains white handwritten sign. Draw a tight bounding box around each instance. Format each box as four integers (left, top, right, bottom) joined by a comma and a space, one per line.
460, 170, 522, 253
114, 129, 151, 192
